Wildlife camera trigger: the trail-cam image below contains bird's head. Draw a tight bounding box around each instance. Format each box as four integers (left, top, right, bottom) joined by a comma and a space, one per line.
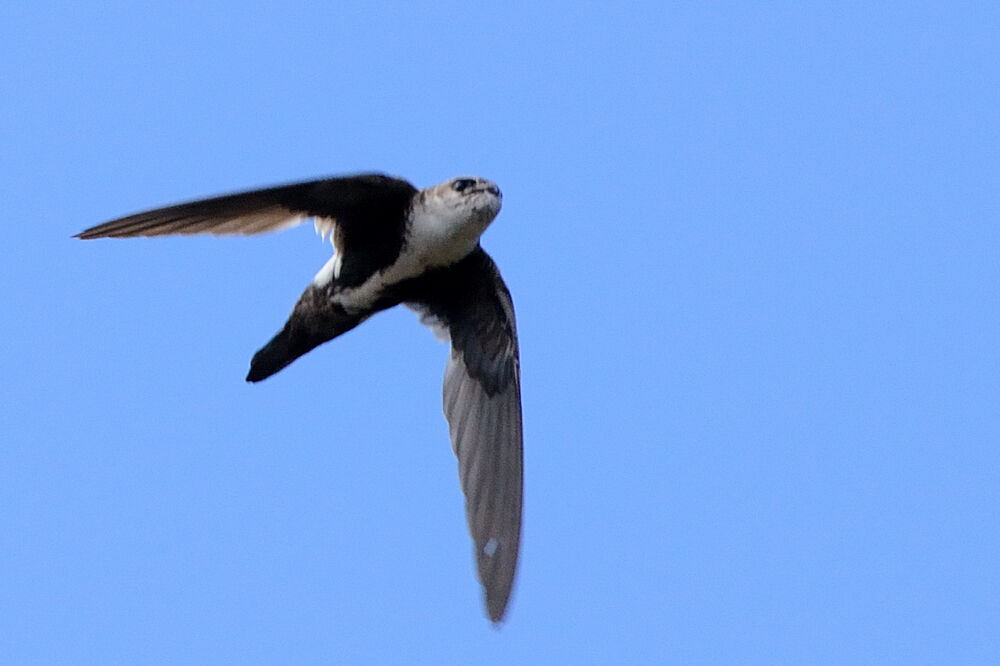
413, 176, 503, 263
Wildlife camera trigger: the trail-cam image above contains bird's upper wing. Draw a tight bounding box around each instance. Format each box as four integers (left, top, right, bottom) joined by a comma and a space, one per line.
406, 248, 523, 623
76, 173, 416, 240
77, 173, 419, 287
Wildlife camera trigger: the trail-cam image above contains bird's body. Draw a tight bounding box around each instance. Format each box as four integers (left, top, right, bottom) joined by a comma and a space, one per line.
77, 173, 522, 622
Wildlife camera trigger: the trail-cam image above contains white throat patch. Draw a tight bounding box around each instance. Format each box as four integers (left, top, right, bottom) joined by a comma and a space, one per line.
407, 178, 502, 269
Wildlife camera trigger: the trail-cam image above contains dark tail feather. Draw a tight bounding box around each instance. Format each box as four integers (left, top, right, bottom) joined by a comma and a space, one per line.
246, 310, 365, 383
246, 323, 306, 382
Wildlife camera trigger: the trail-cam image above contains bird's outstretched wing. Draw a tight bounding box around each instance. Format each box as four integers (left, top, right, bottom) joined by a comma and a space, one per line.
77, 173, 418, 287
76, 173, 416, 239
407, 248, 523, 622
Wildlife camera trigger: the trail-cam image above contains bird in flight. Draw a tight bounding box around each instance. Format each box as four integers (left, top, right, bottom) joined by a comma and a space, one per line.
77, 173, 523, 622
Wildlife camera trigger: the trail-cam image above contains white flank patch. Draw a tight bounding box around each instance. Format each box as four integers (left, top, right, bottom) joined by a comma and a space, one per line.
311, 216, 342, 285
312, 254, 341, 286
313, 216, 337, 244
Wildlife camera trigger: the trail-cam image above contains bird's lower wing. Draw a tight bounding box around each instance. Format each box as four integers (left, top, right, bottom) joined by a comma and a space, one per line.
407, 248, 523, 622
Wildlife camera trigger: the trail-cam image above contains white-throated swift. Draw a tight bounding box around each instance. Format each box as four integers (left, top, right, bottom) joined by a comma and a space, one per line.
77, 174, 522, 622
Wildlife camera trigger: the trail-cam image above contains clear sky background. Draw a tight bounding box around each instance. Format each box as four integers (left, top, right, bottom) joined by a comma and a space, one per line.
2, 2, 998, 663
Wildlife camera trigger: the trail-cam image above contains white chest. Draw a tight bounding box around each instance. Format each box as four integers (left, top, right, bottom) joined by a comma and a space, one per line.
322, 211, 481, 313
311, 193, 497, 313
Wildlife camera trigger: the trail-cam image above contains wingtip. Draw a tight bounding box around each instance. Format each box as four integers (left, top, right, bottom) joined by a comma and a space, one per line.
486, 592, 511, 625
75, 228, 111, 240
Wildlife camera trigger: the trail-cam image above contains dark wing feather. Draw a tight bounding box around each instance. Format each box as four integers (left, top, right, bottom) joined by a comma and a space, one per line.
406, 248, 523, 622
75, 173, 416, 240
77, 173, 418, 287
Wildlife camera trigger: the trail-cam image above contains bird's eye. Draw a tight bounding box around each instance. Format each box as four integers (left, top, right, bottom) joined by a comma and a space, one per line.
452, 178, 477, 192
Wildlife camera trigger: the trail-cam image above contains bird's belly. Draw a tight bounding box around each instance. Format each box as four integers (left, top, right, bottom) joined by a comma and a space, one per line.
331, 249, 426, 313
328, 229, 478, 314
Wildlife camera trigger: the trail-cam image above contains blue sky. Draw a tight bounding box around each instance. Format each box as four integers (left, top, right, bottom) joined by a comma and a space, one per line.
2, 2, 998, 663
